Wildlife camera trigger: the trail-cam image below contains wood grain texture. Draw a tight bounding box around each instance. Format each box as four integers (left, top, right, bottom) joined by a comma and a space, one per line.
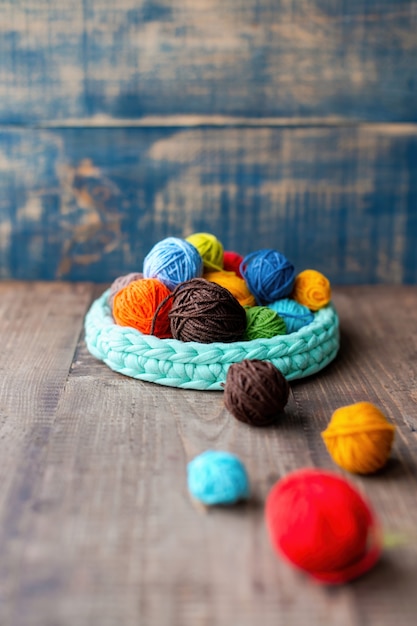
0, 281, 95, 625
0, 281, 417, 625
0, 124, 416, 283
0, 1, 416, 123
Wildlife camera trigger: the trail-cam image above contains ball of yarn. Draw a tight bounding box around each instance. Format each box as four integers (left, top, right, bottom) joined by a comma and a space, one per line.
143, 237, 203, 290
267, 298, 314, 333
223, 250, 244, 277
265, 468, 381, 584
243, 306, 286, 340
113, 278, 173, 338
187, 450, 250, 505
204, 270, 256, 308
186, 232, 224, 271
240, 249, 296, 305
224, 359, 290, 427
108, 272, 143, 308
169, 278, 247, 343
292, 269, 331, 311
321, 401, 396, 474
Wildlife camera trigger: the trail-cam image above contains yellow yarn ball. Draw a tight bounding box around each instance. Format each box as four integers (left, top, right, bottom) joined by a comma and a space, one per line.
186, 232, 224, 271
292, 269, 331, 311
204, 270, 256, 307
321, 402, 395, 474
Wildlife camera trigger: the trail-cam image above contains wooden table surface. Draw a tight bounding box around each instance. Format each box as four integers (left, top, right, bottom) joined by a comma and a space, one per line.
1, 281, 416, 626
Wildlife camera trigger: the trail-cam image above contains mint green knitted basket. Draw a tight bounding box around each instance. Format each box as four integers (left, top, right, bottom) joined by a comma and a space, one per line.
84, 289, 340, 391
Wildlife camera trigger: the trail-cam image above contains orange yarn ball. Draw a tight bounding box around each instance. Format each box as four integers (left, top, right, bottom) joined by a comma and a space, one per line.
108, 272, 143, 308
292, 269, 331, 311
203, 270, 256, 307
113, 278, 173, 338
321, 402, 395, 474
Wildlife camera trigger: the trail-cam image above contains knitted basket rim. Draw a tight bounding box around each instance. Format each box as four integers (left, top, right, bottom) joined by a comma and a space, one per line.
84, 289, 340, 391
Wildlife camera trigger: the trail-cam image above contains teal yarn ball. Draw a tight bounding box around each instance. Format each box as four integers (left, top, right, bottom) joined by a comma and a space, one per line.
243, 306, 287, 340
267, 298, 314, 333
187, 450, 250, 505
143, 237, 203, 290
240, 249, 296, 305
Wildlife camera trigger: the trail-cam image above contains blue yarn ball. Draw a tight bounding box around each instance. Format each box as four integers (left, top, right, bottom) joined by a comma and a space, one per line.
187, 450, 250, 505
240, 249, 295, 305
143, 237, 203, 290
267, 298, 314, 333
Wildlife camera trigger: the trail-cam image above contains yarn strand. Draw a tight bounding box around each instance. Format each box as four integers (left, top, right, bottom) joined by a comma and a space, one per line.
150, 291, 175, 336
168, 278, 247, 343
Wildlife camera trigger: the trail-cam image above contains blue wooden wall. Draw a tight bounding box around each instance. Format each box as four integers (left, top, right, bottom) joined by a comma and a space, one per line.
0, 1, 416, 283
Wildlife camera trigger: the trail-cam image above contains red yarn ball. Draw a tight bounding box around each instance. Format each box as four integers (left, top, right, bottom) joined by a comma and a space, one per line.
265, 469, 381, 584
223, 250, 244, 277
113, 278, 173, 338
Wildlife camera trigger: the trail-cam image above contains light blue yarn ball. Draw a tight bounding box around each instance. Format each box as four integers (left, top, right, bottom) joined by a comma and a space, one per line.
187, 450, 250, 505
143, 237, 203, 290
267, 298, 314, 333
240, 249, 295, 305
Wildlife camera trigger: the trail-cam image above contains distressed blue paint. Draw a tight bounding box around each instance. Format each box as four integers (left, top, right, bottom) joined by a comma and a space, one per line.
0, 1, 417, 123
0, 126, 416, 283
0, 1, 416, 284
402, 139, 417, 284
128, 0, 173, 23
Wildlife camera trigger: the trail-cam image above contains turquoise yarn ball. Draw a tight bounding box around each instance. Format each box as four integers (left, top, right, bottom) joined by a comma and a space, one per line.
240, 249, 295, 305
143, 237, 203, 290
267, 298, 314, 333
187, 450, 250, 505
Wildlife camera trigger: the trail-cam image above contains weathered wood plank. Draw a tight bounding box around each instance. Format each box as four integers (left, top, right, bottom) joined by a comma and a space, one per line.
0, 124, 416, 283
0, 1, 416, 123
293, 285, 417, 625
0, 281, 96, 625
0, 283, 417, 625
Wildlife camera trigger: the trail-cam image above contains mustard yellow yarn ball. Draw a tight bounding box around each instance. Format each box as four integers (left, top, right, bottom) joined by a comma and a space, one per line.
292, 269, 331, 311
204, 270, 256, 307
321, 402, 395, 474
186, 232, 224, 271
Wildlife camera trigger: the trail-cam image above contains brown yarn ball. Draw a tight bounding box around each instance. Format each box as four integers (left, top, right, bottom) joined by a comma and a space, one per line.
224, 359, 290, 427
169, 278, 247, 343
108, 272, 144, 308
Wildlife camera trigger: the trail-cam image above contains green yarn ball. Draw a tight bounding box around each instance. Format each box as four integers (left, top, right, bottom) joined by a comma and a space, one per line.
243, 306, 287, 340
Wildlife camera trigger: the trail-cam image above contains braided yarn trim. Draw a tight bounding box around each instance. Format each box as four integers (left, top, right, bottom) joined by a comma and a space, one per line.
84, 289, 340, 390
